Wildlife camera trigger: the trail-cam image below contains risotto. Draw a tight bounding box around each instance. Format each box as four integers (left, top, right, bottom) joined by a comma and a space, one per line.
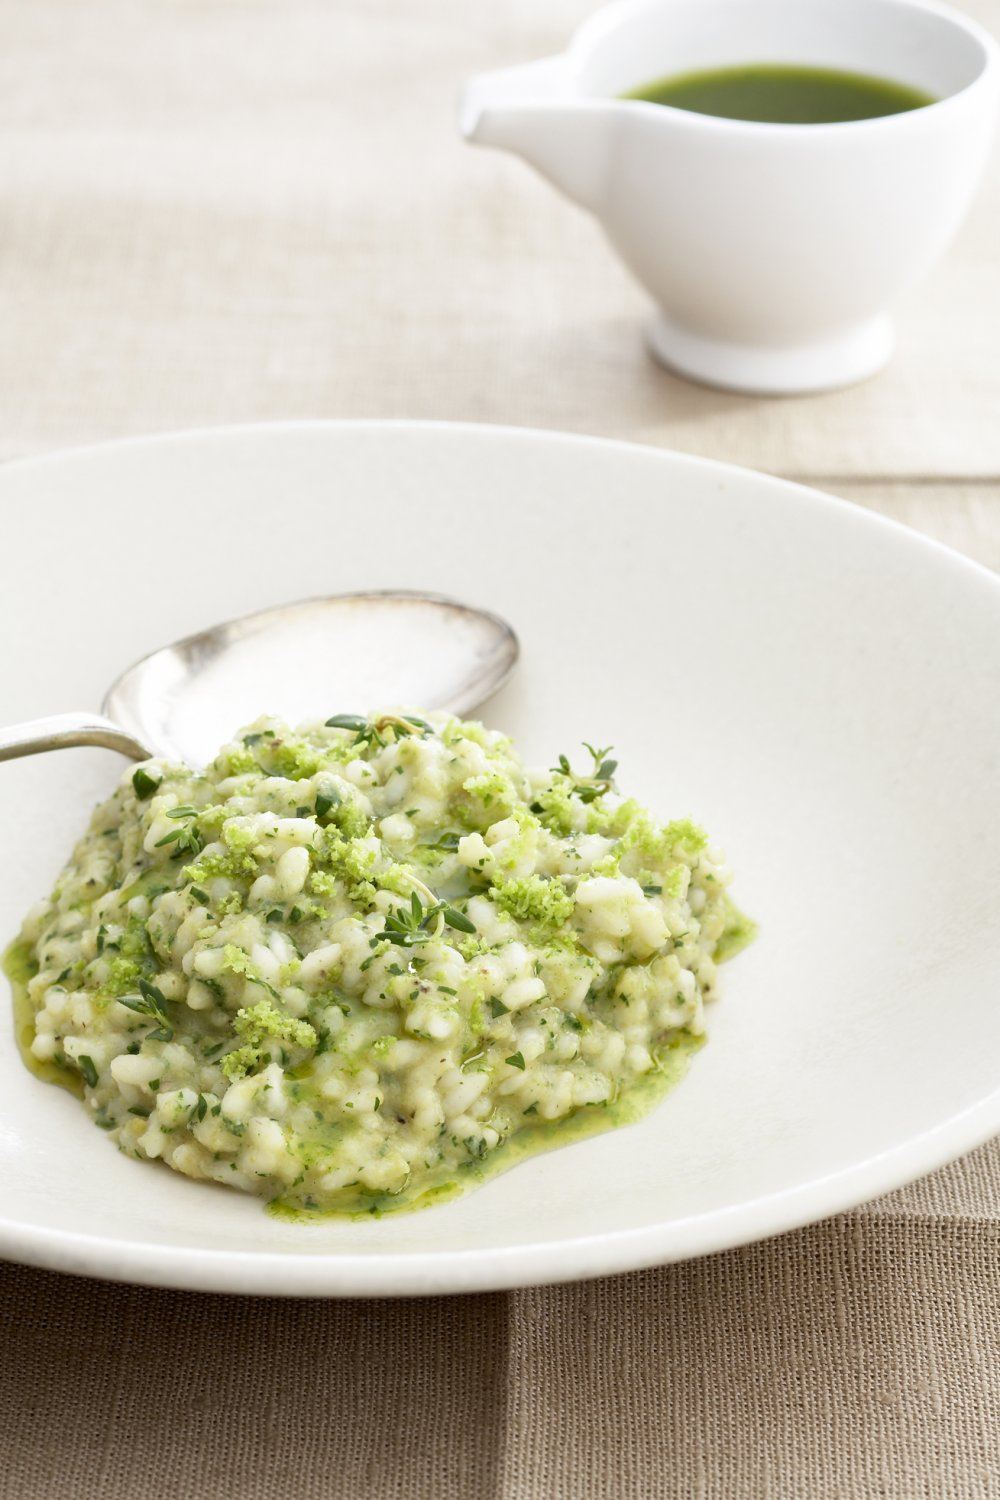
7, 713, 753, 1216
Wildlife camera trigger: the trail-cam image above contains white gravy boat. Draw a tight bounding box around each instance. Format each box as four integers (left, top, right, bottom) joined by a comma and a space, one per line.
461, 0, 998, 394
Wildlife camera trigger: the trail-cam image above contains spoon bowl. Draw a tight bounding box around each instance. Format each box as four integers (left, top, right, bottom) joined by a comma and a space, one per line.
0, 590, 519, 769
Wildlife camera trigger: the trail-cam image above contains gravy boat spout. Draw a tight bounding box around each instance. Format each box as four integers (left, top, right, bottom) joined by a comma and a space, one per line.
460, 57, 616, 216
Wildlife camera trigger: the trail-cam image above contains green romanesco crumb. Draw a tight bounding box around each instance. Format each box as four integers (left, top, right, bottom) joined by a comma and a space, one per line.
268, 740, 323, 781
442, 718, 496, 750
315, 830, 409, 903
221, 944, 261, 980
183, 822, 260, 885
221, 999, 318, 1081
533, 780, 580, 837
105, 956, 143, 996
222, 823, 261, 873
182, 852, 233, 883
491, 874, 574, 929
217, 746, 260, 778
662, 818, 708, 854
614, 807, 708, 863
316, 832, 379, 902
102, 917, 154, 995
327, 799, 374, 841
463, 767, 519, 816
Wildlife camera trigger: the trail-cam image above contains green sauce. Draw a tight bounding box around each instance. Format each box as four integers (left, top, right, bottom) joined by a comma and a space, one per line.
3, 937, 83, 1097
623, 64, 935, 124
716, 897, 758, 964
267, 1029, 704, 1222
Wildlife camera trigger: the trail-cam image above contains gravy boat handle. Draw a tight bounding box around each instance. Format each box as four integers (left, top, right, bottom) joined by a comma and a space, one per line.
0, 712, 151, 764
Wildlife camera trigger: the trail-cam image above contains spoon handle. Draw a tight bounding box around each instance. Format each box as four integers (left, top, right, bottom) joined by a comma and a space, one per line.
0, 712, 150, 764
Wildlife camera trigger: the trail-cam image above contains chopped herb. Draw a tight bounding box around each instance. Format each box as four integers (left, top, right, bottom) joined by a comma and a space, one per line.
139, 977, 168, 1008
424, 829, 461, 852
132, 767, 161, 800
78, 1054, 98, 1087
117, 979, 174, 1042
505, 1051, 526, 1070
489, 999, 509, 1018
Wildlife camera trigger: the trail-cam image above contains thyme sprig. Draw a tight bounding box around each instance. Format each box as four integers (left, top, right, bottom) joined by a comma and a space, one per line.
382, 889, 475, 948
154, 805, 204, 858
551, 742, 619, 805
325, 713, 433, 750
117, 977, 174, 1042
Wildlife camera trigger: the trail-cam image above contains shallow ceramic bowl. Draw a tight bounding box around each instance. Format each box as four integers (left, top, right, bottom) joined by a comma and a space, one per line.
1, 422, 998, 1295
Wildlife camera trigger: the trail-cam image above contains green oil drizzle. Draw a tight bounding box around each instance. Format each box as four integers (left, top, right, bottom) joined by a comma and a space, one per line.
267, 1030, 704, 1222
4, 937, 83, 1097
715, 896, 758, 964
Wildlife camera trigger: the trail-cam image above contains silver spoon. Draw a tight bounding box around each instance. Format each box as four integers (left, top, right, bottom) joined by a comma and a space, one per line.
0, 591, 519, 770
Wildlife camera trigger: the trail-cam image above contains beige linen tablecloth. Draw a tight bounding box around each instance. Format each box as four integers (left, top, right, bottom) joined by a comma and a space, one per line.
2, 3, 999, 1495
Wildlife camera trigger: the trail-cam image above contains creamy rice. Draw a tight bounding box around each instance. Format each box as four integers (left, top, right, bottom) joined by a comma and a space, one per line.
10, 713, 752, 1215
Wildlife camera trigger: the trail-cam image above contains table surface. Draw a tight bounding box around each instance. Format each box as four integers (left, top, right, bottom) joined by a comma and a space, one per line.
2, 2, 999, 1496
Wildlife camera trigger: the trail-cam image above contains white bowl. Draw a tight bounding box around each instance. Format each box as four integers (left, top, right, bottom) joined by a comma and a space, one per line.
1, 422, 999, 1295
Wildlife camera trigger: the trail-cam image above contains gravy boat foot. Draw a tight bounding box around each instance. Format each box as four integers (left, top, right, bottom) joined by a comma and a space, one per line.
646, 312, 895, 396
